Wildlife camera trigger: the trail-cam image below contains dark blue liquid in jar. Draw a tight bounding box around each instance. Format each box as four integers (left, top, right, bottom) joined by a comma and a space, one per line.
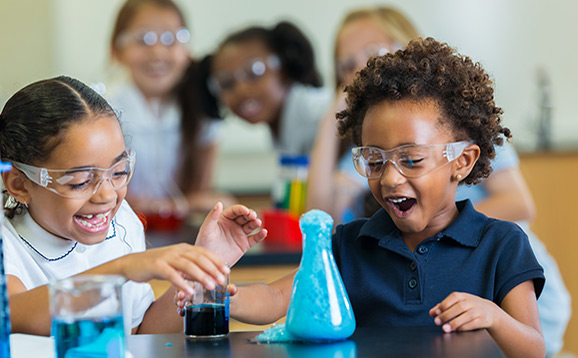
184, 304, 228, 338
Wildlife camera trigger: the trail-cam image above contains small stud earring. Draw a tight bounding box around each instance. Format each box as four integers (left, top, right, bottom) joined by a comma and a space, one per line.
23, 201, 28, 208
456, 174, 463, 181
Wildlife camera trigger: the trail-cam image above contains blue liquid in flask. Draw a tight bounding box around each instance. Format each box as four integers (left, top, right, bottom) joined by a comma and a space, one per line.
286, 210, 356, 341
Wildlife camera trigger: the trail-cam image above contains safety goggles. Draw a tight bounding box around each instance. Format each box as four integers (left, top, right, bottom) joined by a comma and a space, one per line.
208, 55, 281, 95
336, 42, 402, 82
116, 27, 190, 48
352, 141, 471, 179
10, 149, 136, 199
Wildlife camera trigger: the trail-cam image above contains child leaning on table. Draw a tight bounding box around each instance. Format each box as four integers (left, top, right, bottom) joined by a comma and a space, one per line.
182, 38, 546, 357
0, 76, 266, 336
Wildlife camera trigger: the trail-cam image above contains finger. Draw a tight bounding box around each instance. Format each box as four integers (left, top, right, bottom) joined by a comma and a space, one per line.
453, 316, 485, 332
232, 208, 259, 226
198, 202, 224, 233
429, 304, 441, 317
222, 204, 251, 221
180, 247, 231, 285
173, 289, 186, 306
170, 256, 219, 290
248, 228, 267, 245
242, 218, 262, 234
161, 265, 195, 295
440, 309, 479, 333
434, 299, 471, 327
183, 244, 229, 275
433, 292, 465, 315
227, 283, 238, 297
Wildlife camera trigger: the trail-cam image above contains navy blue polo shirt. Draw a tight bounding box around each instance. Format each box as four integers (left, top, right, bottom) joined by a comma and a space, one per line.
332, 199, 545, 327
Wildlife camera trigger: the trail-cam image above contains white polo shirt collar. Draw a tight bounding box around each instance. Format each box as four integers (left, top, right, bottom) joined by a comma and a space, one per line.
12, 211, 116, 262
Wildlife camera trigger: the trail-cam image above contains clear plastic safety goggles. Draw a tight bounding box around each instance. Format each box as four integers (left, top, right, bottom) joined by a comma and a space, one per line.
116, 27, 190, 48
208, 55, 281, 95
10, 149, 136, 199
352, 141, 471, 179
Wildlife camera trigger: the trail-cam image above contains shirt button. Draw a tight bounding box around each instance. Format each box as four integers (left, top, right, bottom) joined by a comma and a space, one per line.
417, 246, 428, 255
77, 246, 86, 253
410, 262, 417, 271
408, 278, 418, 289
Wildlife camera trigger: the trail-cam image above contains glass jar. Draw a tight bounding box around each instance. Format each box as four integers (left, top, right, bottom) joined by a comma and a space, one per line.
271, 154, 309, 217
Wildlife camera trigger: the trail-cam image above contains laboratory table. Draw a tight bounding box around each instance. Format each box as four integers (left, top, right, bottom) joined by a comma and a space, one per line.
127, 326, 504, 358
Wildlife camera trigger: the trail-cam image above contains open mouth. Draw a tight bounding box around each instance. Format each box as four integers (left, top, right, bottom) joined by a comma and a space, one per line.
237, 99, 262, 120
388, 197, 417, 216
74, 210, 112, 233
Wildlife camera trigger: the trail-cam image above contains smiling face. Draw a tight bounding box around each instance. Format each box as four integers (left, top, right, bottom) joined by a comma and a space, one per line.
211, 39, 289, 125
361, 99, 461, 246
23, 115, 128, 245
113, 3, 190, 101
336, 17, 398, 87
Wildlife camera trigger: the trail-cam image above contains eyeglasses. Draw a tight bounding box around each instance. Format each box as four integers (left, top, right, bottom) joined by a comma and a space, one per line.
208, 55, 281, 95
116, 27, 190, 48
10, 150, 136, 199
352, 141, 471, 179
336, 42, 400, 82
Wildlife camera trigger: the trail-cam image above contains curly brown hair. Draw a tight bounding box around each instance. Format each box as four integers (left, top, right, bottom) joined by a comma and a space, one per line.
337, 37, 511, 185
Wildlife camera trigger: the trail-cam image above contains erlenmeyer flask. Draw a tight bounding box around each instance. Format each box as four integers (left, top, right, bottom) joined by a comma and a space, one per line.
286, 210, 356, 341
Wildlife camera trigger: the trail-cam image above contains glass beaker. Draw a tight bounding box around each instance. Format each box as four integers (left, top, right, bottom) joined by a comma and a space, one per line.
49, 275, 126, 358
183, 275, 229, 339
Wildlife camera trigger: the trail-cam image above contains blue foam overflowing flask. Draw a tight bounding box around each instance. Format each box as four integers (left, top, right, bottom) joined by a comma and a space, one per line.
286, 210, 356, 341
0, 160, 12, 357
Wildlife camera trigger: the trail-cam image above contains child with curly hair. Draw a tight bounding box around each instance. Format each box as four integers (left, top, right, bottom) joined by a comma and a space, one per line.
199, 37, 545, 357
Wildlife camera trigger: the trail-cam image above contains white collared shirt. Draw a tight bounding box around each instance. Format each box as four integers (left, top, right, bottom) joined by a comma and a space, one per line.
107, 82, 222, 199
2, 200, 155, 329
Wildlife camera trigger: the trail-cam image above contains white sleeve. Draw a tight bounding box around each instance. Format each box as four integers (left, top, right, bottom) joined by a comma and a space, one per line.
116, 201, 156, 329
122, 281, 155, 330
2, 222, 37, 289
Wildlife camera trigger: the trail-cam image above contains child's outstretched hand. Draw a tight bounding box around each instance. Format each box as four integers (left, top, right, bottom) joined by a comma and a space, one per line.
118, 244, 229, 295
194, 202, 267, 266
429, 292, 500, 333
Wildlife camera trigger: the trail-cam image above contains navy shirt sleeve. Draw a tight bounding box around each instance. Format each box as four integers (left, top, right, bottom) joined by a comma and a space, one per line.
483, 219, 545, 304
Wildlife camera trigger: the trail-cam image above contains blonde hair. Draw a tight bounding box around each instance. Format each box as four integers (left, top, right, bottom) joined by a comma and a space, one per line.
334, 6, 419, 87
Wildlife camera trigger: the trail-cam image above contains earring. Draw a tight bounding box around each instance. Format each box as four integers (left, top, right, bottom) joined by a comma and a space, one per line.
456, 174, 463, 181
23, 201, 28, 208
5, 195, 19, 209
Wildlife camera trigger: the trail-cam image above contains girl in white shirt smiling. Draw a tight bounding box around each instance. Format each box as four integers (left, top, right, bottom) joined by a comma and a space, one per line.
0, 76, 266, 335
108, 0, 232, 218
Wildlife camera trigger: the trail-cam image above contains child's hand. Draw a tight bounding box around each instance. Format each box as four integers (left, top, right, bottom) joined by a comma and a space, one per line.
174, 283, 239, 317
195, 202, 267, 266
119, 243, 230, 294
429, 292, 499, 333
